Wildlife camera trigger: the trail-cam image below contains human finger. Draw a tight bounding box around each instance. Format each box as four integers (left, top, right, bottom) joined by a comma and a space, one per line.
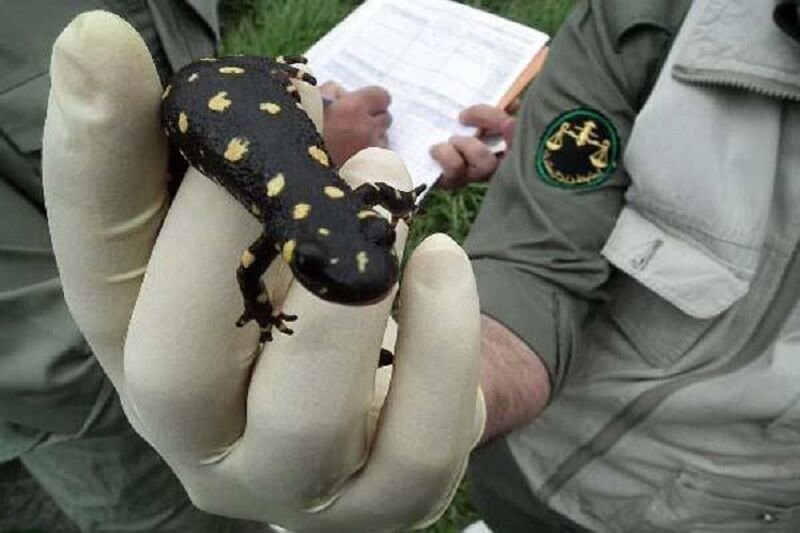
505, 97, 521, 114
459, 104, 510, 134
374, 132, 389, 148
501, 116, 517, 148
373, 110, 393, 131
353, 85, 391, 115
430, 141, 467, 189
449, 135, 498, 182
319, 80, 347, 101
42, 11, 168, 395
371, 112, 392, 147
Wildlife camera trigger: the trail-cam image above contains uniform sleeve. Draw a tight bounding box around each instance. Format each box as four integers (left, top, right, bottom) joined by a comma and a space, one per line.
465, 0, 687, 393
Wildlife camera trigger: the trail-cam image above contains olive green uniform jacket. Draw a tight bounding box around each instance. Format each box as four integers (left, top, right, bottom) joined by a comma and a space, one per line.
0, 0, 220, 459
0, 5, 254, 532
466, 0, 800, 531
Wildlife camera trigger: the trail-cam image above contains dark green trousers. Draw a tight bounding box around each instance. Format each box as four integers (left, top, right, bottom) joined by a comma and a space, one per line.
469, 438, 593, 533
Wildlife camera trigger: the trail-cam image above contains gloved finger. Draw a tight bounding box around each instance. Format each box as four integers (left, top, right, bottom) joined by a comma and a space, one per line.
235, 148, 413, 507
124, 163, 267, 458
42, 11, 168, 396
311, 233, 484, 532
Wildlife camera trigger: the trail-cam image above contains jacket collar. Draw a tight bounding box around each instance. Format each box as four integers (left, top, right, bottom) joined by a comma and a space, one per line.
672, 0, 800, 101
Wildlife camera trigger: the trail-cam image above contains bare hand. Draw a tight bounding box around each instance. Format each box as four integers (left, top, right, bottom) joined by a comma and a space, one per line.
321, 81, 392, 166
430, 103, 517, 189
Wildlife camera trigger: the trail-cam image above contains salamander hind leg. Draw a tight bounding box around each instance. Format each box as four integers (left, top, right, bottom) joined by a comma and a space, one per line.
235, 234, 298, 344
353, 182, 427, 226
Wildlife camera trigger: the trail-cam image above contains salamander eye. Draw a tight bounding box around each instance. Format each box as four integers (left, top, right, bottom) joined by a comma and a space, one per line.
361, 217, 396, 247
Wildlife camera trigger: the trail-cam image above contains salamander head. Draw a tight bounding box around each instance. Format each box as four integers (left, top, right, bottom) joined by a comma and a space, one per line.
289, 216, 399, 304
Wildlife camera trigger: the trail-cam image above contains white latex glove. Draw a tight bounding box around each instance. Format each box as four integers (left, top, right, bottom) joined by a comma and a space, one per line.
42, 11, 484, 533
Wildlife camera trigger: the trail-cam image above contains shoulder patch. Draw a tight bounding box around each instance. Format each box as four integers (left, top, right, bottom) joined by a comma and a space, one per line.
535, 108, 619, 190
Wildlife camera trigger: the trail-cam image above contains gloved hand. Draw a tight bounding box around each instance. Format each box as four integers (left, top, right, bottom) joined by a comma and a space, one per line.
42, 10, 484, 533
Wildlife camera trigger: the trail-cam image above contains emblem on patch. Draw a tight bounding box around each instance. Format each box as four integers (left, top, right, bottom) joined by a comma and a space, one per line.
536, 108, 619, 189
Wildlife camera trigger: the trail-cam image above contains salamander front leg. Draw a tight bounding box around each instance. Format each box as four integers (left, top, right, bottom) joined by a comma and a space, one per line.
278, 64, 317, 86
271, 65, 315, 102
276, 54, 308, 65
352, 182, 426, 226
235, 234, 297, 344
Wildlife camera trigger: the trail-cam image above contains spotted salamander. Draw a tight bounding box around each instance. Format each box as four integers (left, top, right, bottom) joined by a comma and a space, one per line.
161, 55, 424, 343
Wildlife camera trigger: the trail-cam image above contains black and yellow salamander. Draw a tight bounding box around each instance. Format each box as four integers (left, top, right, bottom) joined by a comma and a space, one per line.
161, 55, 424, 344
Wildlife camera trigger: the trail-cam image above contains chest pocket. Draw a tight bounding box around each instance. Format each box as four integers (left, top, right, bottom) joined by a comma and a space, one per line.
639, 468, 800, 532
603, 207, 751, 321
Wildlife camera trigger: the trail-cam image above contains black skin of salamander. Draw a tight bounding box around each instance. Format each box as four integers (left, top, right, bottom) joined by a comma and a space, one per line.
161, 55, 424, 346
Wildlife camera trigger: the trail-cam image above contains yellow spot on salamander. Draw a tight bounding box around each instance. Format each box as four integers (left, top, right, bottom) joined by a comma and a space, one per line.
188, 72, 199, 82
161, 85, 171, 100
308, 145, 330, 167
357, 210, 379, 219
324, 186, 345, 199
224, 137, 250, 162
260, 102, 281, 115
266, 173, 285, 197
241, 250, 255, 268
356, 251, 369, 273
208, 91, 232, 112
219, 66, 245, 74
318, 228, 330, 236
292, 203, 311, 220
178, 112, 189, 133
282, 239, 296, 263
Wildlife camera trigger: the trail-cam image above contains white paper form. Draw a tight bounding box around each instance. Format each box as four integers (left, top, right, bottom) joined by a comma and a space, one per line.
306, 0, 549, 190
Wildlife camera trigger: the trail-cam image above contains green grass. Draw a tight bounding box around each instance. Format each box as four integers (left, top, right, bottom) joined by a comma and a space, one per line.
220, 1, 574, 531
